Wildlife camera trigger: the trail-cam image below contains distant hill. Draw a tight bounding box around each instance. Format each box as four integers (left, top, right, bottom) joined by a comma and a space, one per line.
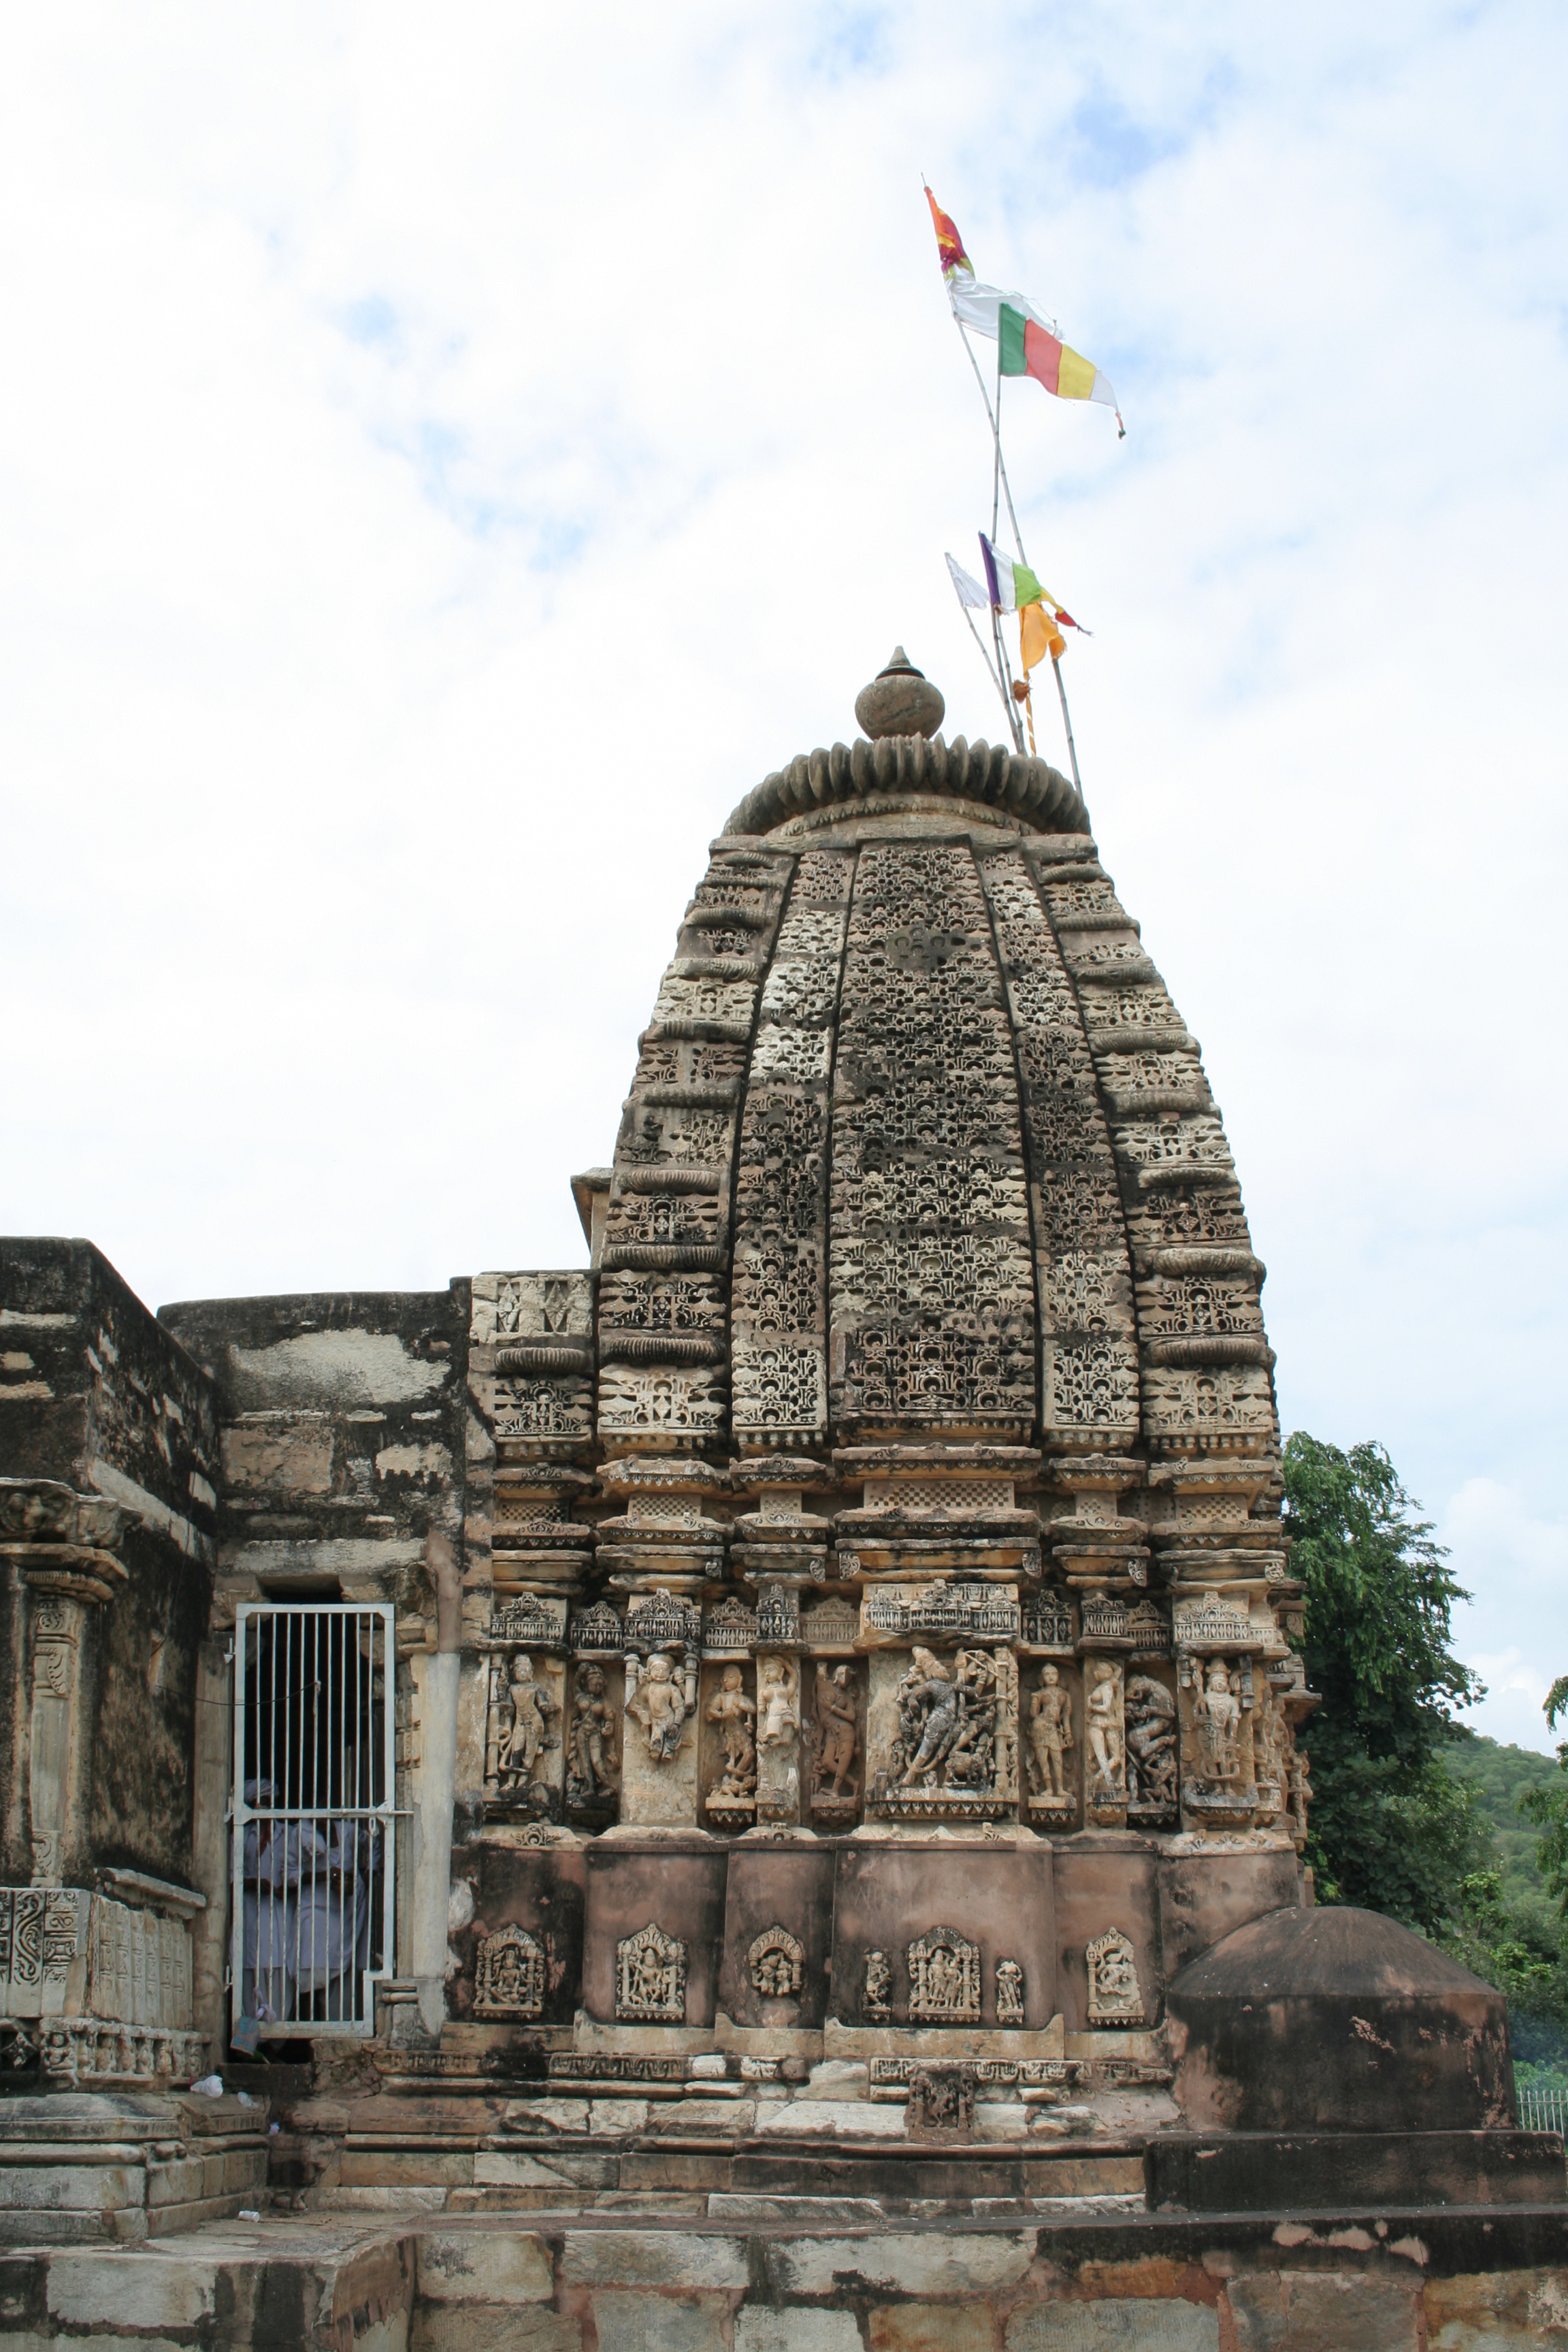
1446, 1726, 1563, 1938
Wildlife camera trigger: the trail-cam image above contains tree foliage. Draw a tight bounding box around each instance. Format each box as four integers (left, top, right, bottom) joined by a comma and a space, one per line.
1283, 1432, 1484, 1932
1519, 1677, 1568, 1921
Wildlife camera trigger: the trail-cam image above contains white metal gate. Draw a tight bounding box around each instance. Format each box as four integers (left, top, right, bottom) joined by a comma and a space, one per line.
230, 1603, 395, 2042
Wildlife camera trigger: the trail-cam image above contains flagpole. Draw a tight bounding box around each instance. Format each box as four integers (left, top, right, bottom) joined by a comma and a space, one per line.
1051, 653, 1083, 798
951, 584, 1016, 739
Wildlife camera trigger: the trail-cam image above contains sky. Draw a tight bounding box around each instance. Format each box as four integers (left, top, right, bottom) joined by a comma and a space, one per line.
3, 5, 1565, 1746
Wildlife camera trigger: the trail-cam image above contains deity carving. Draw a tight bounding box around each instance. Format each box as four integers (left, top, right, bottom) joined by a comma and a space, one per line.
1085, 1927, 1144, 2025
500, 1655, 557, 1791
1124, 1675, 1178, 1821
1193, 1656, 1243, 1784
566, 1664, 619, 1812
906, 2063, 977, 2136
747, 1925, 804, 2000
1026, 1663, 1075, 1810
889, 1647, 1006, 1802
615, 1923, 687, 2023
755, 1656, 801, 1820
906, 1927, 981, 2024
995, 1958, 1025, 2025
473, 1924, 544, 2020
1084, 1659, 1126, 1816
808, 1663, 860, 1820
625, 1649, 697, 1765
704, 1665, 757, 1819
862, 1948, 892, 2021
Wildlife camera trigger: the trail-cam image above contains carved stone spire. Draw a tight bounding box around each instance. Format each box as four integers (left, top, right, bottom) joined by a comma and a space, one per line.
853, 647, 945, 740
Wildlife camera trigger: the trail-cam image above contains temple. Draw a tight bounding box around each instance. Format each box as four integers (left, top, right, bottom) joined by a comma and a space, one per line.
0, 652, 1560, 2345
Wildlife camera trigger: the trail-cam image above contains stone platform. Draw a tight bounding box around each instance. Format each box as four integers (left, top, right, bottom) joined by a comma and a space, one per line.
3, 2204, 1568, 2349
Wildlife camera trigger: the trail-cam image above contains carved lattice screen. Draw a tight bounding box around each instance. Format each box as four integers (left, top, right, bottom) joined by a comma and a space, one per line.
229, 1603, 395, 2042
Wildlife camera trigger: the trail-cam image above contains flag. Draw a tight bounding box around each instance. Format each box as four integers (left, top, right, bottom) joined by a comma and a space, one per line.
924, 186, 1123, 434
1020, 602, 1064, 670
945, 553, 989, 610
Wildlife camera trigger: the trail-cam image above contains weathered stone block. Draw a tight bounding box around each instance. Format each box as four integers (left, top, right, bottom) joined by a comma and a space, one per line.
738, 2313, 863, 2352
416, 2232, 554, 2302
1426, 2266, 1568, 2347
1007, 2304, 1219, 2349
412, 2307, 581, 2352
768, 2232, 1035, 2296
751, 2099, 906, 2138
591, 2291, 730, 2352
1226, 2270, 1420, 2351
562, 2232, 750, 2289
869, 2302, 996, 2352
46, 2252, 216, 2328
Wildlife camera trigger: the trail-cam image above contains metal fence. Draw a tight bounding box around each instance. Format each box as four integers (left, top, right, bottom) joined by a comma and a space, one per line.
1518, 2082, 1568, 2138
231, 1603, 395, 2043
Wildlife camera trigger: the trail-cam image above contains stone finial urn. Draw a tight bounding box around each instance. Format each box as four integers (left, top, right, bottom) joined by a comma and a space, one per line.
853, 647, 945, 741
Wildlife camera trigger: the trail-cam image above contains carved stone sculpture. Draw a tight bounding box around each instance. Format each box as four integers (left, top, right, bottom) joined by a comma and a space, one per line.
906, 2062, 977, 2136
500, 1654, 557, 1790
755, 1654, 801, 1823
704, 1664, 757, 1820
808, 1661, 860, 1820
1086, 1927, 1143, 2025
625, 1648, 696, 1764
474, 1923, 545, 2019
615, 1922, 687, 2022
566, 1663, 619, 1810
906, 1926, 981, 2024
1125, 1675, 1178, 1822
747, 1925, 804, 1999
1193, 1656, 1243, 1784
1084, 1659, 1126, 1820
1026, 1663, 1075, 1808
862, 1948, 892, 2021
995, 1958, 1025, 2025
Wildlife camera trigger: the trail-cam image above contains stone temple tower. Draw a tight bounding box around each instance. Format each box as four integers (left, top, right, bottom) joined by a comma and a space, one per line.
447, 644, 1311, 2042
0, 649, 1550, 2288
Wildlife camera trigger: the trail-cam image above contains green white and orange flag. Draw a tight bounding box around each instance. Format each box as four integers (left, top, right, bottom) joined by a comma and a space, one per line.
925, 186, 1124, 436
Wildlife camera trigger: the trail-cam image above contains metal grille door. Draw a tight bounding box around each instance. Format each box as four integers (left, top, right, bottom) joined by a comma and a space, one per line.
231, 1603, 395, 2042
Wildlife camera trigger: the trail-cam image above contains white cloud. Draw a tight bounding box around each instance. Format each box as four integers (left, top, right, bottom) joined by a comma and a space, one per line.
1, 5, 1565, 1703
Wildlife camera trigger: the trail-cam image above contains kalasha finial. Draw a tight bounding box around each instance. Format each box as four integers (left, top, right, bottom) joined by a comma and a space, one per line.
854, 647, 945, 742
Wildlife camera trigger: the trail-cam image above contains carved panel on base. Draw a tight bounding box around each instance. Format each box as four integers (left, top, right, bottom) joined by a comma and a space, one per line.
615, 1923, 687, 2023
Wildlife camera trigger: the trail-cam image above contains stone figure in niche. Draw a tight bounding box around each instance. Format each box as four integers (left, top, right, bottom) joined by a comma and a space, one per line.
1026, 1664, 1075, 1799
473, 1923, 544, 2020
615, 1922, 687, 2022
1124, 1676, 1177, 1813
862, 1948, 892, 2021
625, 1649, 696, 1764
566, 1665, 619, 1808
943, 1650, 999, 1788
995, 1958, 1025, 2024
1085, 1661, 1124, 1802
811, 1663, 860, 1806
1251, 1686, 1285, 1818
892, 1646, 973, 1789
906, 2063, 977, 2135
501, 1655, 557, 1791
758, 1656, 800, 1750
906, 1926, 981, 2023
705, 1665, 757, 1798
747, 1925, 804, 1999
1085, 1927, 1143, 2025
1193, 1656, 1242, 1784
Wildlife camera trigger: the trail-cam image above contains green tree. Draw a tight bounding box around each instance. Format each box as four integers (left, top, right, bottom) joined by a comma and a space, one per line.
1283, 1433, 1484, 1932
1520, 1678, 1568, 1919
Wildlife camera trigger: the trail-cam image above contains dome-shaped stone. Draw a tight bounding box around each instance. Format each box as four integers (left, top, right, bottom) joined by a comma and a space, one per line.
853, 647, 945, 740
1166, 1906, 1515, 2132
